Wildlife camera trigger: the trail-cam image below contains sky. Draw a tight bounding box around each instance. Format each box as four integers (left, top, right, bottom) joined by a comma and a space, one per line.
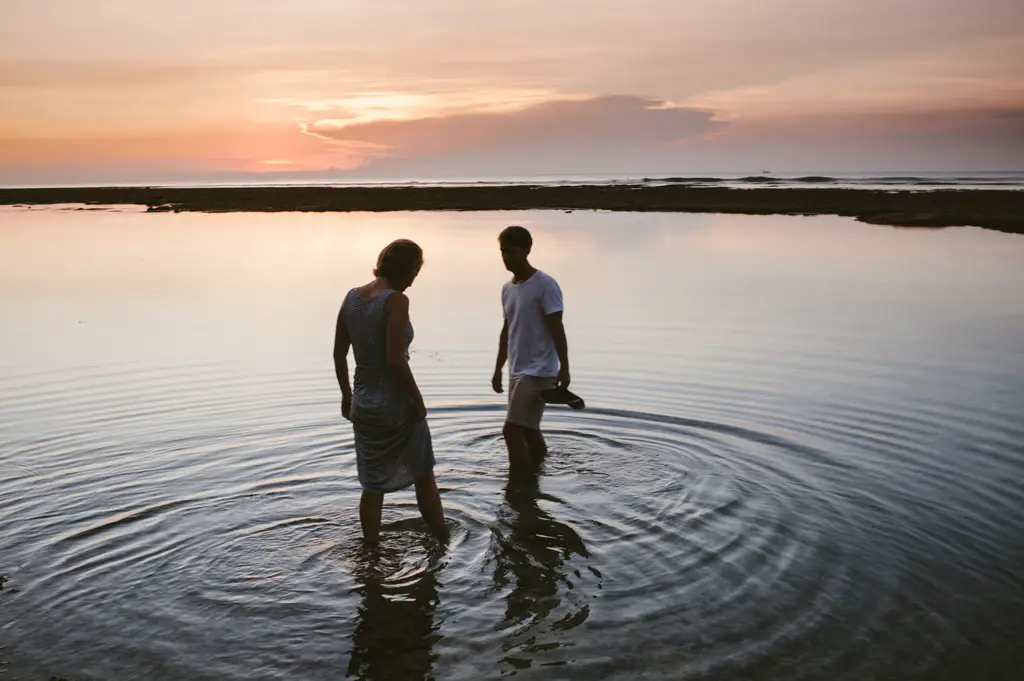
1, 0, 1022, 185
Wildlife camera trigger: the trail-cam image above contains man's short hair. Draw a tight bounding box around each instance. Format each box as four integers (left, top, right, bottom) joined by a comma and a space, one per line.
498, 225, 532, 250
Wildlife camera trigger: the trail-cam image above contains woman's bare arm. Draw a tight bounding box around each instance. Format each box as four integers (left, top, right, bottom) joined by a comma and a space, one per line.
385, 292, 426, 419
333, 305, 353, 418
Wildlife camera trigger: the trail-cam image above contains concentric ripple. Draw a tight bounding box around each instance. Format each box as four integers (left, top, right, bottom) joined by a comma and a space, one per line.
423, 404, 871, 679
1, 363, 1022, 680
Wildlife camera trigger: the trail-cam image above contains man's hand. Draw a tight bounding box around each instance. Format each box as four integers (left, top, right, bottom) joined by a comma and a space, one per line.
492, 370, 504, 394
557, 366, 571, 390
341, 394, 352, 420
413, 399, 427, 422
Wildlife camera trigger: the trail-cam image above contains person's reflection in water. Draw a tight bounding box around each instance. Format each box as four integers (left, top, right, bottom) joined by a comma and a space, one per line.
346, 538, 443, 681
491, 469, 591, 667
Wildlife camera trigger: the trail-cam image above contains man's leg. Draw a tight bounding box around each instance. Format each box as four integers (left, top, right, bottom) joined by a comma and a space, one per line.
523, 428, 547, 464
522, 376, 554, 464
359, 491, 384, 543
503, 421, 534, 474
505, 375, 553, 471
504, 375, 535, 474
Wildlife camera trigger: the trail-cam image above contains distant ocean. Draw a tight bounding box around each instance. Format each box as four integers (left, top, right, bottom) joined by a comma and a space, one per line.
10, 170, 1024, 191
636, 171, 1024, 191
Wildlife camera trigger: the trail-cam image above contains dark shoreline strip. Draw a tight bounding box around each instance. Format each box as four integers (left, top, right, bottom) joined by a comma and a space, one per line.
2, 185, 1021, 233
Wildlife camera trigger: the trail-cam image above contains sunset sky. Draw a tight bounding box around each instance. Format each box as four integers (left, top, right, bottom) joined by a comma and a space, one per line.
1, 0, 1022, 184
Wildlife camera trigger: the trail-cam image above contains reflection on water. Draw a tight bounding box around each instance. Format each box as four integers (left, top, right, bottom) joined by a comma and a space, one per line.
346, 535, 443, 681
491, 471, 593, 670
1, 207, 1023, 680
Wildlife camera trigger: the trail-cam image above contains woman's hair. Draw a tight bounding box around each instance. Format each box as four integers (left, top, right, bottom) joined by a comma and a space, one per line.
374, 239, 423, 282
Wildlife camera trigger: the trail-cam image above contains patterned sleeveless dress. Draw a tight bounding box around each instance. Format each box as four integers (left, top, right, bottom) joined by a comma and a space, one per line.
343, 288, 435, 493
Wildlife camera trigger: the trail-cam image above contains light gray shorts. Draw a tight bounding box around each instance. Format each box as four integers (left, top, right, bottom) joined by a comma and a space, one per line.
506, 374, 557, 430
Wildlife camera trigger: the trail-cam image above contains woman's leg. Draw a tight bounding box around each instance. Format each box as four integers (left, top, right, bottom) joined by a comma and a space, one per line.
360, 491, 384, 543
414, 470, 449, 541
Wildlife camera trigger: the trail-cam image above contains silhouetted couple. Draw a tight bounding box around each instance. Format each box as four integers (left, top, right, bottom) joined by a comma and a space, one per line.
333, 226, 571, 543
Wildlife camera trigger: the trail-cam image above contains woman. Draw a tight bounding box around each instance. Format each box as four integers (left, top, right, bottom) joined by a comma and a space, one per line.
333, 239, 448, 543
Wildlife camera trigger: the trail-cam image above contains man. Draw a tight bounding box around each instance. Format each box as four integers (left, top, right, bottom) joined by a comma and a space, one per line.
491, 225, 571, 472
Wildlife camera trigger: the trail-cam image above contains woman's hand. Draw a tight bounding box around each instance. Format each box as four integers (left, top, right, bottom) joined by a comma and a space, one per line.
413, 399, 427, 422
341, 394, 352, 420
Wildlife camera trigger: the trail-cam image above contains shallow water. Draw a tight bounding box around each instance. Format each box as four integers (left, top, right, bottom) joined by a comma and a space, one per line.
1, 207, 1022, 680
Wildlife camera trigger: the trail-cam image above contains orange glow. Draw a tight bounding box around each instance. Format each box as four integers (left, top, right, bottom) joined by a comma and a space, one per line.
1, 0, 1021, 182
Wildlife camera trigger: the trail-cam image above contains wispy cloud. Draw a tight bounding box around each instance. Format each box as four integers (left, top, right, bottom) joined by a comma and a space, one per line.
306, 96, 722, 167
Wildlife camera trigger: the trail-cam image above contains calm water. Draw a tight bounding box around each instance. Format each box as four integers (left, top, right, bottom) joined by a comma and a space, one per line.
1, 207, 1022, 680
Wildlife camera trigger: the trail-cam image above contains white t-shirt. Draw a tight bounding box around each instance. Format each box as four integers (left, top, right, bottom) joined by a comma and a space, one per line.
502, 270, 563, 377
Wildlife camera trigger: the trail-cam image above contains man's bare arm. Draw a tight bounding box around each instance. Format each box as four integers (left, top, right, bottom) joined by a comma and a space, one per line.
492, 319, 509, 393
544, 311, 570, 388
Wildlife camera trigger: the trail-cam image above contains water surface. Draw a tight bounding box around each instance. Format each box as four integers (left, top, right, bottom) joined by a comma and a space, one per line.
1, 207, 1022, 680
